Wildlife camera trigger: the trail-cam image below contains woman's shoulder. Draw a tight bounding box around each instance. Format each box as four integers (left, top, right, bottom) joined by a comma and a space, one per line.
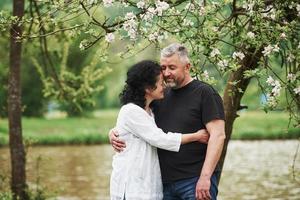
120, 103, 144, 114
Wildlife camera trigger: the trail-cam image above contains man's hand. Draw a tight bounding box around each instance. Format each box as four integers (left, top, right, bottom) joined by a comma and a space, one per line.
195, 176, 211, 200
195, 129, 209, 144
109, 129, 126, 152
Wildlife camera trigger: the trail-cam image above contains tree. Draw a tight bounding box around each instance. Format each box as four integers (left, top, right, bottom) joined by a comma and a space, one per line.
1, 0, 299, 194
24, 0, 297, 182
8, 0, 28, 199
1, 0, 111, 197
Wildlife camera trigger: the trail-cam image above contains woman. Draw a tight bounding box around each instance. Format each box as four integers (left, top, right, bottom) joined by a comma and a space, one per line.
110, 60, 208, 200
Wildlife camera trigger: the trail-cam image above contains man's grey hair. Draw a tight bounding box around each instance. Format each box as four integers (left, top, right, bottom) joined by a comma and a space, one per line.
161, 43, 190, 64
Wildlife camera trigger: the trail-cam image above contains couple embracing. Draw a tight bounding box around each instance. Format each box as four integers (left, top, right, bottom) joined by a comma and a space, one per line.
109, 43, 225, 200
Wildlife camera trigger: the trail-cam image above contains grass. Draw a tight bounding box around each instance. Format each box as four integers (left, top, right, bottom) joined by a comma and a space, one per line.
0, 109, 118, 146
0, 110, 299, 146
231, 111, 299, 140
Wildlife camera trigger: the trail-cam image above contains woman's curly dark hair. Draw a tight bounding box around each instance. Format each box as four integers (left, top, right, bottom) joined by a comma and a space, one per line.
120, 60, 161, 109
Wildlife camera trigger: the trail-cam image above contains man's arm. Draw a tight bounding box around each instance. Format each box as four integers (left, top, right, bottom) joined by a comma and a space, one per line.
109, 129, 126, 152
195, 119, 225, 200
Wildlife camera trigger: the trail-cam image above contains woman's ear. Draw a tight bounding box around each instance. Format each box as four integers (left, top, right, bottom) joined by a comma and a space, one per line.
145, 88, 152, 95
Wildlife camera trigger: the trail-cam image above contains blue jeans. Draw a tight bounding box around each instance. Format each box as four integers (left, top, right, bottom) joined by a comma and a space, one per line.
163, 171, 219, 200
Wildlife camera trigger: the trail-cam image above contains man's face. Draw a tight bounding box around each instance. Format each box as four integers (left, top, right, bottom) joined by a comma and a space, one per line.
160, 54, 188, 89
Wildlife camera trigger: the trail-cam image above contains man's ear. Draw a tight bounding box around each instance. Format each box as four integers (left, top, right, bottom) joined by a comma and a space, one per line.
185, 63, 191, 71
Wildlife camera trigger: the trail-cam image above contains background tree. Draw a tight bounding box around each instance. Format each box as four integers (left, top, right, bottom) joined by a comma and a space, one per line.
8, 0, 28, 199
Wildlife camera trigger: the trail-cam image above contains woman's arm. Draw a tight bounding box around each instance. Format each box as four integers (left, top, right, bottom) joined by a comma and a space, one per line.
121, 104, 208, 152
108, 128, 209, 152
181, 129, 209, 144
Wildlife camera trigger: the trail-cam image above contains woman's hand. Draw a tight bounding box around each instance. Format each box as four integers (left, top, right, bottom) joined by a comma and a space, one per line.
195, 129, 209, 144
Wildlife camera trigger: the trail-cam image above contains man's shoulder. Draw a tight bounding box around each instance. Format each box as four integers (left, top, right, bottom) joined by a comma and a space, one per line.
192, 80, 217, 94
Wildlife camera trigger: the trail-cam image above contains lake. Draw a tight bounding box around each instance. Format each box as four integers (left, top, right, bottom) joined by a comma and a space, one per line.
0, 140, 299, 200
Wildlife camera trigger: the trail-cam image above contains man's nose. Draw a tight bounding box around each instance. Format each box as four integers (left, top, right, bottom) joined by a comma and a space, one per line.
163, 68, 171, 76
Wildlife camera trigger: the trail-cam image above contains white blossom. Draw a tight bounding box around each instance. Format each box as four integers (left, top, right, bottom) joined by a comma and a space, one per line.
211, 1, 220, 9
157, 34, 165, 42
148, 32, 158, 41
212, 26, 218, 32
105, 33, 115, 43
123, 18, 137, 40
266, 94, 278, 108
199, 6, 205, 16
183, 19, 194, 27
128, 29, 137, 40
262, 45, 273, 56
262, 5, 276, 20
203, 70, 210, 80
123, 19, 137, 31
273, 44, 280, 52
79, 43, 84, 50
103, 0, 113, 7
142, 7, 156, 21
148, 7, 156, 14
287, 53, 295, 62
210, 48, 221, 58
168, 7, 181, 15
297, 4, 300, 17
247, 31, 255, 39
147, 31, 165, 42
137, 1, 146, 9
294, 86, 300, 95
271, 81, 281, 97
242, 2, 255, 14
185, 3, 195, 11
174, 28, 180, 33
155, 1, 169, 16
266, 76, 281, 97
287, 73, 296, 82
125, 12, 136, 20
88, 0, 97, 5
79, 39, 87, 50
232, 51, 245, 60
156, 1, 169, 10
262, 44, 280, 56
122, 2, 129, 7
280, 32, 286, 39
217, 60, 229, 71
266, 76, 275, 86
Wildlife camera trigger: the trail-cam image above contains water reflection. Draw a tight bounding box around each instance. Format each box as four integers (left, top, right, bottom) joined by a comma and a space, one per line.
0, 141, 299, 200
219, 140, 300, 200
0, 145, 114, 200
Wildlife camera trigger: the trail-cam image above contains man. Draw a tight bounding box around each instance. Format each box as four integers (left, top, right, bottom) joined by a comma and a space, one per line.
110, 43, 225, 200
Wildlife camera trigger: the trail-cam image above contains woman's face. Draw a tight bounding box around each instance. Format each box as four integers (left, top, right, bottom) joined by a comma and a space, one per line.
147, 73, 165, 100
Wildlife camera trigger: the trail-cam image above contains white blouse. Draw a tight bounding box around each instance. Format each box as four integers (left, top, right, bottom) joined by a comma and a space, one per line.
110, 103, 182, 200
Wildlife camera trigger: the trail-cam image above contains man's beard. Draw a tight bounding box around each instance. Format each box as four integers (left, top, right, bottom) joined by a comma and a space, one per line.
165, 80, 178, 89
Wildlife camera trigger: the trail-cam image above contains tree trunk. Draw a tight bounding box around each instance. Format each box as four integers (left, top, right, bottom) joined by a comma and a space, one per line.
8, 0, 27, 199
217, 48, 263, 184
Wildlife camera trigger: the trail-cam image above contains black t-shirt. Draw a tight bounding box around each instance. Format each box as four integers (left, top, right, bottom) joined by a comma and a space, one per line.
152, 79, 225, 183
